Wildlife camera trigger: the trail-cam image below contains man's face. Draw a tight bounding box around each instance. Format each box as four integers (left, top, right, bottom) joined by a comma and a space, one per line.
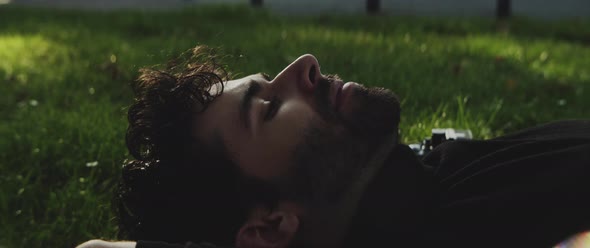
193, 54, 400, 201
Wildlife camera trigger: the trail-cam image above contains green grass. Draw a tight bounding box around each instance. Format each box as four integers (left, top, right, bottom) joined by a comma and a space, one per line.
0, 4, 589, 247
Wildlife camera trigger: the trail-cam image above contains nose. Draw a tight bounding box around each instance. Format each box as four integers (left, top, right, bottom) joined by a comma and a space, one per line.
273, 54, 321, 93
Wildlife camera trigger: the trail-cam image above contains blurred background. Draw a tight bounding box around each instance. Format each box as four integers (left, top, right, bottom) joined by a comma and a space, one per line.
0, 0, 588, 247
5, 0, 590, 18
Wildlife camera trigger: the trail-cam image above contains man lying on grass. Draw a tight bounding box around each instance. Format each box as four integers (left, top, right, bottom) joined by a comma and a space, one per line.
79, 46, 590, 248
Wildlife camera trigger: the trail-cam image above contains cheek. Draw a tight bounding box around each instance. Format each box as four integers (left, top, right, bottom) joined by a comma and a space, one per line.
280, 101, 316, 128
240, 103, 316, 180
230, 137, 294, 180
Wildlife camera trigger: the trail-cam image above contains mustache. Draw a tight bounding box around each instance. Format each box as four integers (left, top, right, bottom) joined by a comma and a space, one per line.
313, 74, 342, 123
324, 74, 341, 81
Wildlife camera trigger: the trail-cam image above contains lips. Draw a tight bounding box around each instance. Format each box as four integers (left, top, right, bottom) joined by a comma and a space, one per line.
336, 82, 359, 112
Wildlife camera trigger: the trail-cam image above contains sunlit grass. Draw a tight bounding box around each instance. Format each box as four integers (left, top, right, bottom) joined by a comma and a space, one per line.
0, 34, 68, 84
0, 4, 588, 247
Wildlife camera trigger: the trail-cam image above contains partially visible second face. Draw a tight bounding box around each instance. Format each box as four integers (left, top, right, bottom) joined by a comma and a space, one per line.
193, 54, 400, 201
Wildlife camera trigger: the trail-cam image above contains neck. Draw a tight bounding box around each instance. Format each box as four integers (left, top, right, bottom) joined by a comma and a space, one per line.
298, 135, 399, 248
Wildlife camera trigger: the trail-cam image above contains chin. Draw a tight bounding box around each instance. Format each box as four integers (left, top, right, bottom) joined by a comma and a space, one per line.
345, 85, 401, 142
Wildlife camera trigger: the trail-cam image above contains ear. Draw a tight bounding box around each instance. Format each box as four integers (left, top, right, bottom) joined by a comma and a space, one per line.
236, 211, 299, 248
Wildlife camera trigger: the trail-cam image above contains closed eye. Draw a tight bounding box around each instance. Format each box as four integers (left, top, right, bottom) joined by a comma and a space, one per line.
263, 96, 281, 122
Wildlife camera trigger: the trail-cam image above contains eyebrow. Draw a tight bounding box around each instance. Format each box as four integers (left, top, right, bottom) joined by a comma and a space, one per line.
240, 80, 262, 129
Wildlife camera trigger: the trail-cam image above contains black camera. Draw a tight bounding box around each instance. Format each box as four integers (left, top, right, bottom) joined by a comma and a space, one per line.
409, 128, 473, 158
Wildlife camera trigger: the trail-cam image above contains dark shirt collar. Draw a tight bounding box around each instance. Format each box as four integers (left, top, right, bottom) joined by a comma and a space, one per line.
343, 144, 435, 247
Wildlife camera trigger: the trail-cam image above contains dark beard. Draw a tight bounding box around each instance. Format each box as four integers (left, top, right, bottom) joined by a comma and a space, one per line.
274, 125, 371, 204
314, 76, 400, 144
271, 77, 401, 204
348, 85, 401, 140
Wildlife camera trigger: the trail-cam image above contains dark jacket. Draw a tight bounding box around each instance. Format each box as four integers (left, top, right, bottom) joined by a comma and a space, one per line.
345, 120, 590, 247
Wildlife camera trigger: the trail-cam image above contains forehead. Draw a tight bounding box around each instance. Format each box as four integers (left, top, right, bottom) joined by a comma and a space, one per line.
193, 76, 244, 128
212, 74, 259, 95
194, 74, 257, 140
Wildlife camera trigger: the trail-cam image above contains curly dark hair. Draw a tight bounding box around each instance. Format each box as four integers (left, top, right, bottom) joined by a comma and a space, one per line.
115, 46, 276, 246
